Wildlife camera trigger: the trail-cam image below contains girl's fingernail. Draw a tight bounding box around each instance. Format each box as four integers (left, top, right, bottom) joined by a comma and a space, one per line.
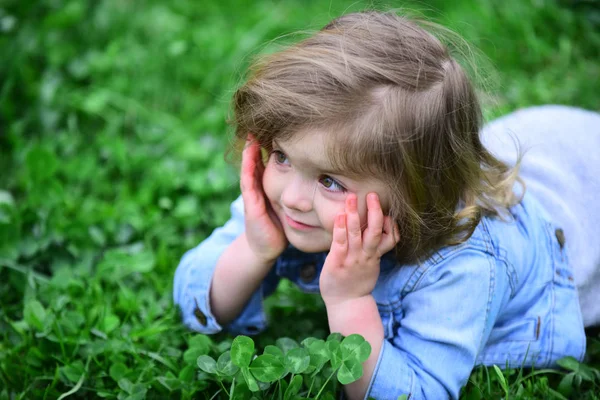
369, 193, 378, 203
348, 196, 357, 209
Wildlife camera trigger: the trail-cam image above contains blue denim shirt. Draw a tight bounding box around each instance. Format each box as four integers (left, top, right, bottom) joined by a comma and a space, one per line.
173, 192, 586, 399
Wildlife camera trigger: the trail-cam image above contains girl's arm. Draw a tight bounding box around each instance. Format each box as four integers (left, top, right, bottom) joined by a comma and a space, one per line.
319, 193, 399, 400
325, 295, 383, 400
209, 232, 277, 325
173, 196, 281, 334
175, 137, 287, 333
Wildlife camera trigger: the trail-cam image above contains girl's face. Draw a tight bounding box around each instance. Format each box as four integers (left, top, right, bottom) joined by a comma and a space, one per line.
262, 129, 392, 253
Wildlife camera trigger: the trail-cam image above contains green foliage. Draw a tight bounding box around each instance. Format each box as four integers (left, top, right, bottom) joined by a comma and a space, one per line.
461, 348, 600, 400
193, 333, 370, 399
1, 0, 599, 399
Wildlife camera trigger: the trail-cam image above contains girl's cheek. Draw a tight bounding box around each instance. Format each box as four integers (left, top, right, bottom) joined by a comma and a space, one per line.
262, 165, 277, 202
314, 195, 343, 233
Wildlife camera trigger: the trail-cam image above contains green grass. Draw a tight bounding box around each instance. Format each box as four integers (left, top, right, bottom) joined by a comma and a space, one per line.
1, 0, 599, 398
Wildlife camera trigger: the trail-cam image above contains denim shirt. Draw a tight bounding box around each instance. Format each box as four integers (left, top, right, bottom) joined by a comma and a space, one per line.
173, 193, 586, 400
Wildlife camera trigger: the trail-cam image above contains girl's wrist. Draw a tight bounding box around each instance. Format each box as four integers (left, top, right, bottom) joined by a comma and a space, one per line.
323, 294, 377, 318
240, 232, 280, 271
324, 294, 383, 339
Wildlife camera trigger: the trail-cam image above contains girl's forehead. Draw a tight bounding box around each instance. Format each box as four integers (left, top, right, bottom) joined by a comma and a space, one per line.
274, 126, 387, 185
275, 130, 340, 173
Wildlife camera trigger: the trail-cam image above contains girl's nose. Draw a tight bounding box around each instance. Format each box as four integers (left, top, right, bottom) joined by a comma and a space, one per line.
281, 177, 314, 213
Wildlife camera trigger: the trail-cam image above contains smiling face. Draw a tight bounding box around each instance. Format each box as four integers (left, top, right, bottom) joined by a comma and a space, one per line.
262, 129, 391, 253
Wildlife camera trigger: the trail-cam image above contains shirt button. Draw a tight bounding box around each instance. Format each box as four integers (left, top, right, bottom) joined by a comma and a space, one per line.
246, 326, 260, 334
555, 228, 566, 249
299, 263, 317, 283
193, 298, 207, 326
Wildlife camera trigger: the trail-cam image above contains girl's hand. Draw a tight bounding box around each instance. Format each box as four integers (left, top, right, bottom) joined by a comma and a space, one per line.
240, 134, 288, 265
320, 193, 399, 307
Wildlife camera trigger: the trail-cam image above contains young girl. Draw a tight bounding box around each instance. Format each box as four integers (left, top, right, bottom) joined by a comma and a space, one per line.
173, 11, 600, 400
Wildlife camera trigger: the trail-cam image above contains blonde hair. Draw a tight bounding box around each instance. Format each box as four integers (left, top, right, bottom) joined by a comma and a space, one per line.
230, 11, 522, 264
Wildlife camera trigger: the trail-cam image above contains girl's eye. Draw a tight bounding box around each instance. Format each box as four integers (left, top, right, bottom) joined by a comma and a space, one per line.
319, 175, 346, 193
272, 150, 289, 165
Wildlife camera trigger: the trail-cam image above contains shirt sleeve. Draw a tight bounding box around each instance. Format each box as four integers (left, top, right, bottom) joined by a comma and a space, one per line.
173, 195, 281, 335
366, 248, 512, 400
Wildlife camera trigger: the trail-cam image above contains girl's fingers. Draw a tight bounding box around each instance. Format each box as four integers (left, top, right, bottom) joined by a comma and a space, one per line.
378, 216, 400, 254
363, 193, 384, 254
241, 139, 256, 191
241, 137, 265, 215
331, 213, 348, 258
253, 149, 265, 188
345, 194, 362, 251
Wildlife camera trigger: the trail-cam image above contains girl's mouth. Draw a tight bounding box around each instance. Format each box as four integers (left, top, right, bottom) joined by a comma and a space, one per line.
285, 215, 317, 230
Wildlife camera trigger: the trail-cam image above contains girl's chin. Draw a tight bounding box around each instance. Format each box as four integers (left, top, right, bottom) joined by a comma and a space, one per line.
286, 235, 331, 253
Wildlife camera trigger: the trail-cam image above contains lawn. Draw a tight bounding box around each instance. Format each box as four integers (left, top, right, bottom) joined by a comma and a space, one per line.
1, 0, 599, 398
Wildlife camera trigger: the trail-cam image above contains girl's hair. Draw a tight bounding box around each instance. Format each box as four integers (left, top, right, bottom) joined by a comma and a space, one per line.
230, 11, 523, 264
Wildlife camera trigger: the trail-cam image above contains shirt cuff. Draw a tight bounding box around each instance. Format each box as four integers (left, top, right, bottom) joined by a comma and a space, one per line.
365, 339, 414, 400
174, 245, 224, 334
